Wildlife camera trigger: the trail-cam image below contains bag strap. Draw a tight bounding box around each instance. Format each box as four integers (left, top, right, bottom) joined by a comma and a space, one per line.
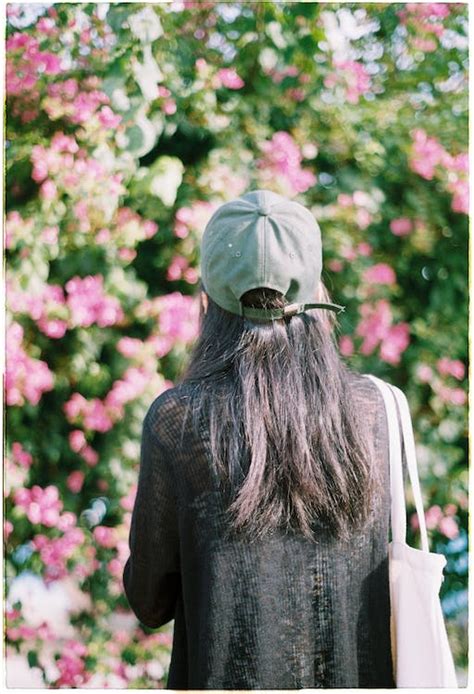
386, 383, 430, 553
364, 374, 407, 544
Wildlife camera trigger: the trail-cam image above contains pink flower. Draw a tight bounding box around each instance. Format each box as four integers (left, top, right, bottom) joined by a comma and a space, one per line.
107, 558, 123, 578
93, 525, 117, 549
167, 255, 189, 281
116, 337, 143, 359
81, 446, 99, 467
337, 193, 353, 207
412, 37, 437, 52
67, 471, 85, 494
355, 208, 372, 230
424, 504, 443, 529
64, 393, 114, 433
4, 520, 14, 540
40, 52, 62, 74
450, 179, 469, 215
6, 322, 54, 406
257, 131, 317, 195
40, 225, 59, 244
327, 259, 344, 272
436, 358, 465, 380
65, 275, 124, 329
356, 300, 393, 355
452, 153, 469, 173
380, 323, 410, 365
13, 484, 63, 527
184, 267, 199, 284
40, 180, 57, 200
437, 386, 466, 406
438, 516, 459, 539
98, 105, 122, 129
416, 364, 434, 383
120, 487, 136, 512
173, 200, 217, 239
163, 100, 177, 115
57, 512, 77, 531
363, 263, 396, 285
356, 300, 410, 364
217, 67, 245, 89
409, 129, 446, 180
55, 640, 88, 687
340, 246, 357, 262
357, 242, 372, 257
325, 59, 372, 104
11, 442, 33, 468
390, 218, 413, 236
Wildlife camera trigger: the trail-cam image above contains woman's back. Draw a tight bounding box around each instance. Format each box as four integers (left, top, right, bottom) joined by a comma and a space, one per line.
124, 368, 399, 689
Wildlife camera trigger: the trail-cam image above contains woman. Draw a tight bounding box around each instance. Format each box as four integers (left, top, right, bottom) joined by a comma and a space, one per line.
123, 189, 404, 689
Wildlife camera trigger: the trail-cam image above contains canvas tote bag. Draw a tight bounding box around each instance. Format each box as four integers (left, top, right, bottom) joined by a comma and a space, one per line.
364, 374, 458, 688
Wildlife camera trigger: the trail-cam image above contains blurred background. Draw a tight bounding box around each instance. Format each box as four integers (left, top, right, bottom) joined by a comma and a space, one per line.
4, 1, 468, 688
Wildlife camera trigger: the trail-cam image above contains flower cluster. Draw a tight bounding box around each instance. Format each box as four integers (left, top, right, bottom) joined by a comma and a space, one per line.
398, 3, 451, 52
66, 275, 124, 329
13, 485, 64, 527
166, 254, 199, 284
354, 299, 410, 365
409, 129, 468, 215
6, 322, 54, 406
32, 526, 91, 583
416, 359, 466, 407
411, 503, 459, 539
256, 131, 317, 196
68, 430, 99, 467
6, 32, 62, 111
173, 200, 216, 239
336, 190, 377, 230
324, 59, 372, 104
7, 274, 125, 337
43, 77, 122, 129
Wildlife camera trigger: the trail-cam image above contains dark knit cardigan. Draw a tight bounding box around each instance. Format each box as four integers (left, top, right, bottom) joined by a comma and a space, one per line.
123, 371, 406, 689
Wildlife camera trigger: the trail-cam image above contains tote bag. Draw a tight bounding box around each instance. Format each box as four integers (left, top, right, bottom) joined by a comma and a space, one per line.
364, 374, 458, 688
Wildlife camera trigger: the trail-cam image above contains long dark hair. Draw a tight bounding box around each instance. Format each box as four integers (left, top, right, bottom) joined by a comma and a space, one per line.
176, 281, 382, 544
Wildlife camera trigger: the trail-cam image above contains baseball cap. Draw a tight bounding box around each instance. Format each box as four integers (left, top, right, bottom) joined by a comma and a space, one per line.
200, 189, 345, 321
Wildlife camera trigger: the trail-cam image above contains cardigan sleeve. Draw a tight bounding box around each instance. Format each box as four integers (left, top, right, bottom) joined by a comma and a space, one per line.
122, 410, 180, 628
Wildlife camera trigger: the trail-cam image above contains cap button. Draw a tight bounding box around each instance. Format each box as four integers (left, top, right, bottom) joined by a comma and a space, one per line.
258, 204, 272, 216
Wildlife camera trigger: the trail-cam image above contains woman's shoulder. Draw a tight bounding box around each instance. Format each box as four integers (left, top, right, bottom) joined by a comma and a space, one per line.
144, 382, 198, 447
345, 368, 386, 405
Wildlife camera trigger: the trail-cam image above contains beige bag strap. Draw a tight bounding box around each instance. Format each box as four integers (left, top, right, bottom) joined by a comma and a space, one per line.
386, 383, 430, 552
363, 374, 430, 551
364, 374, 406, 543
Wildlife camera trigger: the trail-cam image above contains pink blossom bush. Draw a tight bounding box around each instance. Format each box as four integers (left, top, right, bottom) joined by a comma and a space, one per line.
362, 263, 397, 285
13, 485, 63, 527
324, 59, 372, 104
355, 300, 410, 365
436, 358, 465, 380
4, 1, 467, 684
216, 67, 245, 90
173, 200, 216, 239
6, 322, 54, 406
411, 504, 460, 539
409, 129, 468, 215
65, 275, 124, 329
256, 131, 317, 196
390, 218, 413, 236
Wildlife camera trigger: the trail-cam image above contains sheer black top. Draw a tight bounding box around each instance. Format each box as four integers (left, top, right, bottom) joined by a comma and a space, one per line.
123, 370, 404, 689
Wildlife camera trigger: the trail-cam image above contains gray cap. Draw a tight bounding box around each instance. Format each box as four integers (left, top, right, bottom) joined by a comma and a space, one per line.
200, 189, 345, 321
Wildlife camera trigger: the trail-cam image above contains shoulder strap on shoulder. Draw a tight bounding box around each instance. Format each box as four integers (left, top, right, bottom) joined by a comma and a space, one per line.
386, 383, 430, 552
363, 373, 407, 544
